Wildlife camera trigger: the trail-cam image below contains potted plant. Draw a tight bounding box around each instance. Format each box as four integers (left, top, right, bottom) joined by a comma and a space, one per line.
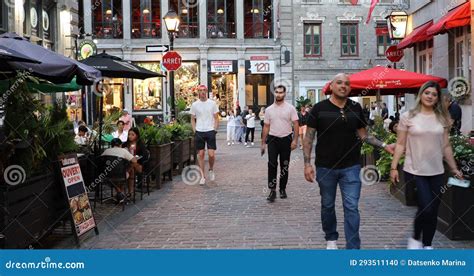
1, 81, 78, 248
437, 134, 474, 240
167, 123, 193, 174
140, 125, 173, 189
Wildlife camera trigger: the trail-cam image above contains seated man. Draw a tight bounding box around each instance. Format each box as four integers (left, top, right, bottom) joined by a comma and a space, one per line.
74, 125, 90, 146
101, 138, 139, 202
112, 120, 128, 143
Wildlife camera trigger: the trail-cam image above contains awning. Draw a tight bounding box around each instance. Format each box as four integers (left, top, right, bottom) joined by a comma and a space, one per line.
397, 21, 433, 50
427, 1, 470, 36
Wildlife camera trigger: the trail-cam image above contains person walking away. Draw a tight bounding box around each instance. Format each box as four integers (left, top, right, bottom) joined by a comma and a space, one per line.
303, 73, 394, 250
226, 111, 236, 146
298, 105, 309, 149
444, 93, 462, 135
390, 81, 463, 250
191, 85, 219, 185
261, 85, 299, 202
245, 109, 256, 147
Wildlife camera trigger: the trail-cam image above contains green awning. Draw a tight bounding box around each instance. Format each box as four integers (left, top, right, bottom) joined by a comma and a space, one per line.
0, 77, 82, 94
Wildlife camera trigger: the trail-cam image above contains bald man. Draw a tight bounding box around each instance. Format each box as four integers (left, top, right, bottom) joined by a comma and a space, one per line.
303, 73, 394, 249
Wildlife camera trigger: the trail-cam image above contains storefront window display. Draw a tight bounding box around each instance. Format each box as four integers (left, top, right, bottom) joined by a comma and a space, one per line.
133, 63, 163, 111
102, 78, 124, 115
174, 62, 200, 108
66, 91, 83, 122
211, 74, 236, 115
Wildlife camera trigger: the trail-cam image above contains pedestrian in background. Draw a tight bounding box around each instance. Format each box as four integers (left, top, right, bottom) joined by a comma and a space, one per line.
226, 111, 236, 146
298, 105, 309, 149
444, 93, 462, 135
390, 81, 463, 250
245, 109, 256, 147
261, 85, 299, 202
303, 73, 393, 250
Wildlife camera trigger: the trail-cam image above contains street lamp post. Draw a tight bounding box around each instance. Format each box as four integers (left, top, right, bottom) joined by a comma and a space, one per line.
164, 10, 180, 120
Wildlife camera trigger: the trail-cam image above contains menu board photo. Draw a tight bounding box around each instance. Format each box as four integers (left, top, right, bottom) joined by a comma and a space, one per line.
60, 155, 97, 237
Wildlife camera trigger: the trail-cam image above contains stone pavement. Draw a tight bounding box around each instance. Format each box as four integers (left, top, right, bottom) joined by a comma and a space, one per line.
48, 130, 474, 249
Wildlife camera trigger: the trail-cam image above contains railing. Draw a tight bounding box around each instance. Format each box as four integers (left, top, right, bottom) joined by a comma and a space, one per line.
93, 22, 123, 39
176, 23, 199, 38
207, 23, 236, 39
244, 22, 272, 39
131, 22, 161, 39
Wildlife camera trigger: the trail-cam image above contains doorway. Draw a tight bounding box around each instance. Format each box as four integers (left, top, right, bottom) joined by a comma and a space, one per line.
245, 74, 273, 112
210, 73, 237, 115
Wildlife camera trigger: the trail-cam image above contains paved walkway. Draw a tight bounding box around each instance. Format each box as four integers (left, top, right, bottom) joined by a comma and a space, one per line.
50, 130, 474, 249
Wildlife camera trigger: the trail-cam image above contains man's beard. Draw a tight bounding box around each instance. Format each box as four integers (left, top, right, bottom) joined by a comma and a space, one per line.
275, 96, 284, 102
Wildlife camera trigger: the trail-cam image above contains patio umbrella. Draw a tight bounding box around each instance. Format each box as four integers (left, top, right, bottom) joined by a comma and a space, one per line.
0, 33, 101, 85
0, 45, 42, 63
81, 51, 164, 153
81, 52, 165, 79
322, 66, 448, 96
0, 77, 81, 93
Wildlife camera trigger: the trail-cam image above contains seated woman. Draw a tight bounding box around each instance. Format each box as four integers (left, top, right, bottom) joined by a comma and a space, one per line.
122, 127, 147, 183
112, 120, 128, 143
74, 125, 90, 146
102, 138, 140, 203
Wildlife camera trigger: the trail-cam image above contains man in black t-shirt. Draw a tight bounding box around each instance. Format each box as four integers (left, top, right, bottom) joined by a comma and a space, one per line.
302, 73, 394, 250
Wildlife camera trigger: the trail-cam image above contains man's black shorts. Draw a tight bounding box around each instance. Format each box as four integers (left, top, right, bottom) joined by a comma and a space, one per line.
195, 131, 217, 151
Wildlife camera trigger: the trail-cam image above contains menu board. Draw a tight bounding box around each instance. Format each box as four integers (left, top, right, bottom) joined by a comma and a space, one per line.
60, 155, 96, 237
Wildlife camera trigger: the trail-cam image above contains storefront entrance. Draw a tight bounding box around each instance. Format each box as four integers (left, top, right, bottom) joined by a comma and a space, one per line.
210, 73, 237, 115
245, 74, 273, 111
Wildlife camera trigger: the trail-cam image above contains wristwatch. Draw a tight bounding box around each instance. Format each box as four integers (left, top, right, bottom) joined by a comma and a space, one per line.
382, 142, 387, 148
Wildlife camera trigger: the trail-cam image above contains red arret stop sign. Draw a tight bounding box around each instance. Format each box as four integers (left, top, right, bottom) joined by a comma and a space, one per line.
385, 45, 404, 63
162, 51, 182, 71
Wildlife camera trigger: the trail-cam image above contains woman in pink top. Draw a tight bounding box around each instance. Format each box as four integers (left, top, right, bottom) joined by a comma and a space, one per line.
390, 81, 463, 250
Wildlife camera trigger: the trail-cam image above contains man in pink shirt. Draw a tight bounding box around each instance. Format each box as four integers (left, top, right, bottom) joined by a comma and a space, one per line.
261, 85, 299, 202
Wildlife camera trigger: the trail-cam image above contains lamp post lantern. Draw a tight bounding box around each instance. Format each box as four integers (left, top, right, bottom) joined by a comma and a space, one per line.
164, 10, 180, 120
386, 11, 408, 40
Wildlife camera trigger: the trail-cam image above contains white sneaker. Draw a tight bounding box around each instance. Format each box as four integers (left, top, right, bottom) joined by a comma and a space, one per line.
407, 237, 423, 249
423, 246, 434, 250
326, 240, 338, 250
246, 145, 251, 148
208, 170, 215, 181
231, 142, 235, 145
251, 142, 254, 146
199, 178, 206, 186
244, 142, 248, 146
227, 142, 231, 146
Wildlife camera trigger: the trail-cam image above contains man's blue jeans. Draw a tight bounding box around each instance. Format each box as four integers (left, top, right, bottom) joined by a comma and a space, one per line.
316, 165, 362, 249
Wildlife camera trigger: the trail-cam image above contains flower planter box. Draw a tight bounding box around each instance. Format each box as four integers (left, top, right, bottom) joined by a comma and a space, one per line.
360, 152, 376, 167
173, 138, 191, 174
148, 143, 173, 189
0, 173, 67, 248
389, 166, 417, 206
437, 172, 474, 240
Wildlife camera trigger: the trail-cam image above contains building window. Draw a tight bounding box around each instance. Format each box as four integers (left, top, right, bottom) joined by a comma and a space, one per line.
416, 39, 433, 74
93, 0, 123, 39
42, 0, 55, 42
133, 63, 163, 111
376, 23, 391, 56
175, 62, 200, 108
244, 0, 273, 38
131, 0, 161, 38
169, 0, 199, 38
304, 23, 321, 57
341, 23, 358, 56
207, 0, 236, 38
0, 1, 6, 34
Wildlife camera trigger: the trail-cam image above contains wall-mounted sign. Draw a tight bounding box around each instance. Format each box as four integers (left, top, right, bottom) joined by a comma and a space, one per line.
250, 56, 269, 61
210, 61, 233, 73
78, 40, 97, 61
30, 7, 38, 28
250, 60, 275, 74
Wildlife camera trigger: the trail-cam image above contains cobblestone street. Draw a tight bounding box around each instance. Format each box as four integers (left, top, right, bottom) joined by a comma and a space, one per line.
50, 131, 473, 250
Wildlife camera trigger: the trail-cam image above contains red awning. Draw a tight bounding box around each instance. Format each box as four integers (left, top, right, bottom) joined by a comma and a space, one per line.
322, 66, 447, 96
397, 21, 433, 50
427, 1, 470, 36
